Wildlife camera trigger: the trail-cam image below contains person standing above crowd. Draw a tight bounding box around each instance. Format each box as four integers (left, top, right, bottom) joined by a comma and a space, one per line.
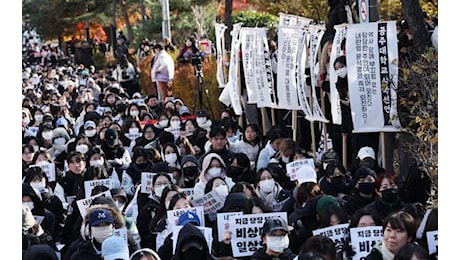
151, 43, 175, 101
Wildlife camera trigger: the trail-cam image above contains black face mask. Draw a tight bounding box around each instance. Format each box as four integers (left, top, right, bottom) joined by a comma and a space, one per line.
358, 182, 375, 195
183, 166, 198, 178
330, 175, 345, 185
136, 162, 148, 169
227, 166, 244, 179
381, 188, 399, 203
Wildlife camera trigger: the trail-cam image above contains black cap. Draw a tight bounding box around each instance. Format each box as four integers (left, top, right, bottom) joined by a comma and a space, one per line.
104, 128, 118, 146
353, 166, 377, 183
262, 217, 289, 236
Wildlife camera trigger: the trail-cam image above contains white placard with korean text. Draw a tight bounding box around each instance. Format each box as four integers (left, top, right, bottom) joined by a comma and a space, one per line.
217, 212, 243, 242
84, 179, 112, 198
140, 172, 156, 194
229, 212, 288, 257
286, 158, 316, 181
30, 162, 56, 182
192, 189, 226, 215
166, 206, 206, 227
349, 226, 384, 260
76, 191, 112, 218
313, 223, 350, 253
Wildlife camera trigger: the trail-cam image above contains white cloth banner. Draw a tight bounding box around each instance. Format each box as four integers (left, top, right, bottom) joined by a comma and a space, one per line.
219, 23, 243, 115
329, 24, 348, 125
346, 21, 401, 133
277, 26, 302, 110
308, 26, 329, 122
258, 29, 277, 108
279, 13, 313, 27
296, 28, 314, 120
215, 23, 227, 88
240, 28, 257, 104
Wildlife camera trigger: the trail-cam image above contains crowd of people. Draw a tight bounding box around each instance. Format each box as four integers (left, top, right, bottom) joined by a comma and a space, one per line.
21, 12, 438, 260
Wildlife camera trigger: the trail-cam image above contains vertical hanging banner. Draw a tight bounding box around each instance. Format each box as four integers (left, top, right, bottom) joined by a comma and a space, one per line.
219, 23, 243, 115
277, 26, 302, 110
279, 13, 313, 28
296, 28, 314, 119
240, 28, 257, 104
215, 23, 227, 88
308, 26, 329, 122
329, 24, 348, 125
240, 28, 273, 107
346, 21, 400, 132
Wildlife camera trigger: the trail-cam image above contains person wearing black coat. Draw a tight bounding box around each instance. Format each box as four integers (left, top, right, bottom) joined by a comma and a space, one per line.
251, 217, 297, 260
171, 222, 214, 260
321, 0, 349, 48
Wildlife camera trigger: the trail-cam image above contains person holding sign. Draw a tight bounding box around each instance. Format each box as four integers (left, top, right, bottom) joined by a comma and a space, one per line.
254, 167, 290, 212
365, 211, 417, 260
251, 217, 297, 260
193, 152, 234, 201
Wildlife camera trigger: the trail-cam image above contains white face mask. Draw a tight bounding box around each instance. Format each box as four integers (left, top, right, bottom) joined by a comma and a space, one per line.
85, 129, 97, 137
30, 181, 46, 191
76, 144, 89, 154
34, 115, 43, 123
196, 117, 206, 125
90, 159, 104, 167
130, 110, 139, 117
33, 145, 39, 152
159, 120, 169, 128
259, 179, 275, 193
91, 225, 114, 243
281, 156, 290, 164
154, 184, 168, 198
23, 202, 34, 211
42, 131, 53, 141
336, 67, 347, 78
170, 120, 181, 128
266, 235, 289, 253
207, 167, 222, 179
215, 184, 229, 198
165, 153, 177, 164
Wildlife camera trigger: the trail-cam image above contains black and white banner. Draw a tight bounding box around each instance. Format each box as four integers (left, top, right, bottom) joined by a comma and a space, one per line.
279, 13, 313, 27
277, 26, 302, 110
309, 26, 329, 122
240, 28, 274, 107
215, 23, 227, 88
219, 23, 243, 115
346, 21, 401, 132
329, 24, 348, 125
295, 28, 314, 119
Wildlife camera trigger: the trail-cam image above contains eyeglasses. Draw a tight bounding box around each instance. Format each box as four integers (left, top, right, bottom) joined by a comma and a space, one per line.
154, 181, 170, 187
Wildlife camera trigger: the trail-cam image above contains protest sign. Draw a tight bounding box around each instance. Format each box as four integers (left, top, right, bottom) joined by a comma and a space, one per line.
349, 226, 384, 260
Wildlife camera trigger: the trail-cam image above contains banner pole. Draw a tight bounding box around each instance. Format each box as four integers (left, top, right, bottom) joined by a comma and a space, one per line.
380, 131, 386, 170
292, 110, 297, 142
342, 133, 347, 169
310, 121, 316, 154
320, 88, 328, 151
261, 107, 267, 136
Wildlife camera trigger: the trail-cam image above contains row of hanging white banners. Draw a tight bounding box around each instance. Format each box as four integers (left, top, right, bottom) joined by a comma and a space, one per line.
215, 13, 401, 133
